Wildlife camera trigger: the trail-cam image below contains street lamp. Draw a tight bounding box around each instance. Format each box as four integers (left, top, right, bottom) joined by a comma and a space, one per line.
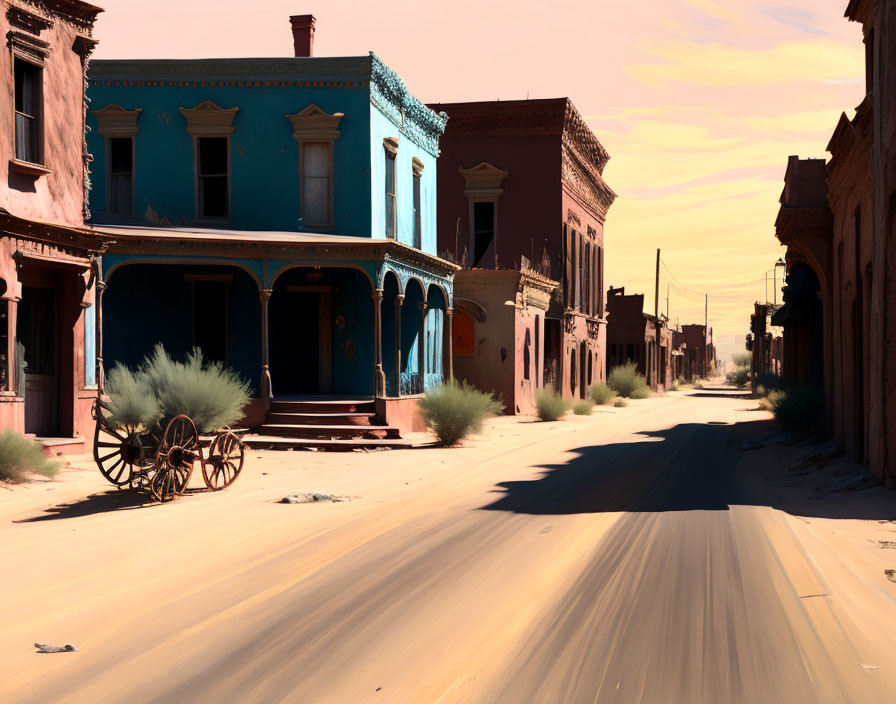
773, 258, 786, 305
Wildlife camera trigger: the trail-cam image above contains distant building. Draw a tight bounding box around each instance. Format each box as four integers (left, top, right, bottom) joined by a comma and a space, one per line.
0, 0, 108, 452
678, 324, 712, 382
774, 0, 895, 484
87, 15, 457, 441
430, 98, 616, 403
605, 287, 671, 391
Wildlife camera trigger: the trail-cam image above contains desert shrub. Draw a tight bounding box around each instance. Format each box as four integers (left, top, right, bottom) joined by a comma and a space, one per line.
731, 368, 749, 387
535, 386, 569, 421
418, 380, 502, 445
758, 389, 785, 413
608, 362, 649, 399
630, 385, 651, 399
105, 364, 160, 430
105, 345, 251, 434
756, 373, 781, 392
589, 383, 616, 405
671, 380, 680, 391
0, 430, 61, 483
614, 397, 628, 407
732, 352, 752, 368
770, 387, 825, 431
572, 399, 594, 415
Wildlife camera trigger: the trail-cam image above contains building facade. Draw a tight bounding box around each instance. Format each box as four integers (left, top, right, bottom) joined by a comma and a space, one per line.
430, 98, 616, 403
605, 287, 671, 391
87, 17, 456, 435
774, 0, 896, 483
0, 0, 107, 452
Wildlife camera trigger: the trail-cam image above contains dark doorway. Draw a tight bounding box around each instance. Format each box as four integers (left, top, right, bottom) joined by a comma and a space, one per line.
543, 318, 561, 391
19, 285, 58, 435
269, 282, 333, 396
191, 278, 228, 364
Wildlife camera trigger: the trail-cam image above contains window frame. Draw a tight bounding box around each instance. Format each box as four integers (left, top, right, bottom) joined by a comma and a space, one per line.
106, 136, 136, 218
194, 135, 231, 222
287, 105, 343, 231
470, 198, 497, 268
298, 140, 334, 229
458, 162, 508, 268
12, 54, 44, 168
412, 158, 424, 249
384, 138, 399, 240
90, 104, 143, 220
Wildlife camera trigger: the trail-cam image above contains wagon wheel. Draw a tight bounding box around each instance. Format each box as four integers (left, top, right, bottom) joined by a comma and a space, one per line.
203, 431, 245, 491
151, 415, 198, 502
93, 418, 144, 486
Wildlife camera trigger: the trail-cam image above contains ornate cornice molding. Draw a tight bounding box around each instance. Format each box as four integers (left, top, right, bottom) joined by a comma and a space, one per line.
562, 100, 610, 174
179, 100, 239, 136
90, 103, 142, 137
286, 104, 342, 141
561, 144, 617, 222
459, 162, 508, 196
369, 53, 447, 158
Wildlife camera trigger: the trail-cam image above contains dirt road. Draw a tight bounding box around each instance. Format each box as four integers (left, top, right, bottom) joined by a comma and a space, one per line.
4, 388, 896, 703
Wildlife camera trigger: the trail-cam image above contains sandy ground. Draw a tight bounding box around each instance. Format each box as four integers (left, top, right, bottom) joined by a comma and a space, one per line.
4, 385, 896, 703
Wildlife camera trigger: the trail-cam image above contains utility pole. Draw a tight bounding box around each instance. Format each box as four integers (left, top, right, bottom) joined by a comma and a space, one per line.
654, 249, 661, 388
704, 293, 709, 378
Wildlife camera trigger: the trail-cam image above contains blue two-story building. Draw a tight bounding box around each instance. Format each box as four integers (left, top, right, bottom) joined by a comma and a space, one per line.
87, 18, 457, 435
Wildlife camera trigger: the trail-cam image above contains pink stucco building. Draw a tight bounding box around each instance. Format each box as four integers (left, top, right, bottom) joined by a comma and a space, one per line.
0, 0, 107, 453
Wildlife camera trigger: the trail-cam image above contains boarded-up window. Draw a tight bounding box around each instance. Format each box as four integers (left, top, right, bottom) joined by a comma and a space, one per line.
453, 310, 474, 356
302, 141, 330, 226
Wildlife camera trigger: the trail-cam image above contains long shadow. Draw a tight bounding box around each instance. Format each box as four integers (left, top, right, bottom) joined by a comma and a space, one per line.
481, 418, 896, 521
14, 489, 153, 523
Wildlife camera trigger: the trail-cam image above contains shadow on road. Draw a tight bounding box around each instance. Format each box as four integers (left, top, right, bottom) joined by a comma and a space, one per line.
13, 489, 153, 523
481, 416, 896, 521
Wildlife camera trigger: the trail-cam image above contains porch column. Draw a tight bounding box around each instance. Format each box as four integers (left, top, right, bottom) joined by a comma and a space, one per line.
418, 301, 427, 393
446, 307, 454, 381
394, 293, 404, 397
372, 288, 386, 397
95, 275, 106, 395
260, 288, 273, 399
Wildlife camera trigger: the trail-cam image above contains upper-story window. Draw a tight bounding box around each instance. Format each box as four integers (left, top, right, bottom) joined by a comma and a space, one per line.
287, 105, 343, 229
14, 58, 42, 165
384, 138, 398, 239
412, 158, 424, 249
91, 104, 142, 219
179, 101, 238, 222
458, 162, 508, 268
198, 137, 228, 218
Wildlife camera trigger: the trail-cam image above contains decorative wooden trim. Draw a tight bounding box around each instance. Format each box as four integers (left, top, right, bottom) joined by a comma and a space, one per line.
412, 157, 424, 177
459, 162, 507, 197
178, 100, 238, 136
286, 104, 342, 140
90, 104, 141, 137
383, 136, 399, 156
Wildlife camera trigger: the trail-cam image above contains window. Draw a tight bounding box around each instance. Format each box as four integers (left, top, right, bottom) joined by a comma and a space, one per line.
597, 246, 604, 315
302, 141, 330, 227
413, 167, 422, 249
0, 297, 7, 392
385, 146, 397, 239
198, 137, 229, 219
523, 327, 531, 380
472, 201, 495, 266
109, 137, 134, 216
534, 316, 540, 388
14, 58, 42, 164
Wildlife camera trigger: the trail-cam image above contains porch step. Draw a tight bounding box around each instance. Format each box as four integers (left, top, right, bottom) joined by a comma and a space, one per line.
242, 435, 411, 451
269, 399, 375, 414
258, 424, 401, 440
266, 412, 376, 426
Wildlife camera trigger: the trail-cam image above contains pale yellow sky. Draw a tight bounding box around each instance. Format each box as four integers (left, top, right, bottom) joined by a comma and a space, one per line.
91, 0, 865, 359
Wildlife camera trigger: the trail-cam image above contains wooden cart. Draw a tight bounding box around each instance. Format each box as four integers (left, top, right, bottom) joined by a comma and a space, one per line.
92, 402, 245, 502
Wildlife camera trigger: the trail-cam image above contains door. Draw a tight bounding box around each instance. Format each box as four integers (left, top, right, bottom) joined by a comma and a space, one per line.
269, 287, 332, 395
20, 285, 58, 435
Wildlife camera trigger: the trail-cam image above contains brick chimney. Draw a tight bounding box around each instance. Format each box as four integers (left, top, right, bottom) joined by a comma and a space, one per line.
290, 14, 316, 57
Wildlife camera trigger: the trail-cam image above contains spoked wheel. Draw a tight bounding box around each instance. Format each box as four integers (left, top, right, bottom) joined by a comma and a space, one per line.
203, 431, 245, 491
151, 415, 198, 502
93, 419, 144, 486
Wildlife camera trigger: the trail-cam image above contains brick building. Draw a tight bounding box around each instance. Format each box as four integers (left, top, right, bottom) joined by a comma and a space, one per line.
606, 287, 671, 391
774, 0, 896, 484
430, 98, 616, 403
0, 0, 108, 453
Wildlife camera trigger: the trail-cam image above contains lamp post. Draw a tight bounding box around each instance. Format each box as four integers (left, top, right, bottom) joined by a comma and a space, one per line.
773, 258, 785, 305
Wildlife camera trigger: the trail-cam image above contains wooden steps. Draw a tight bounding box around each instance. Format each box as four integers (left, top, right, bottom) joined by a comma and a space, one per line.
250, 397, 408, 451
